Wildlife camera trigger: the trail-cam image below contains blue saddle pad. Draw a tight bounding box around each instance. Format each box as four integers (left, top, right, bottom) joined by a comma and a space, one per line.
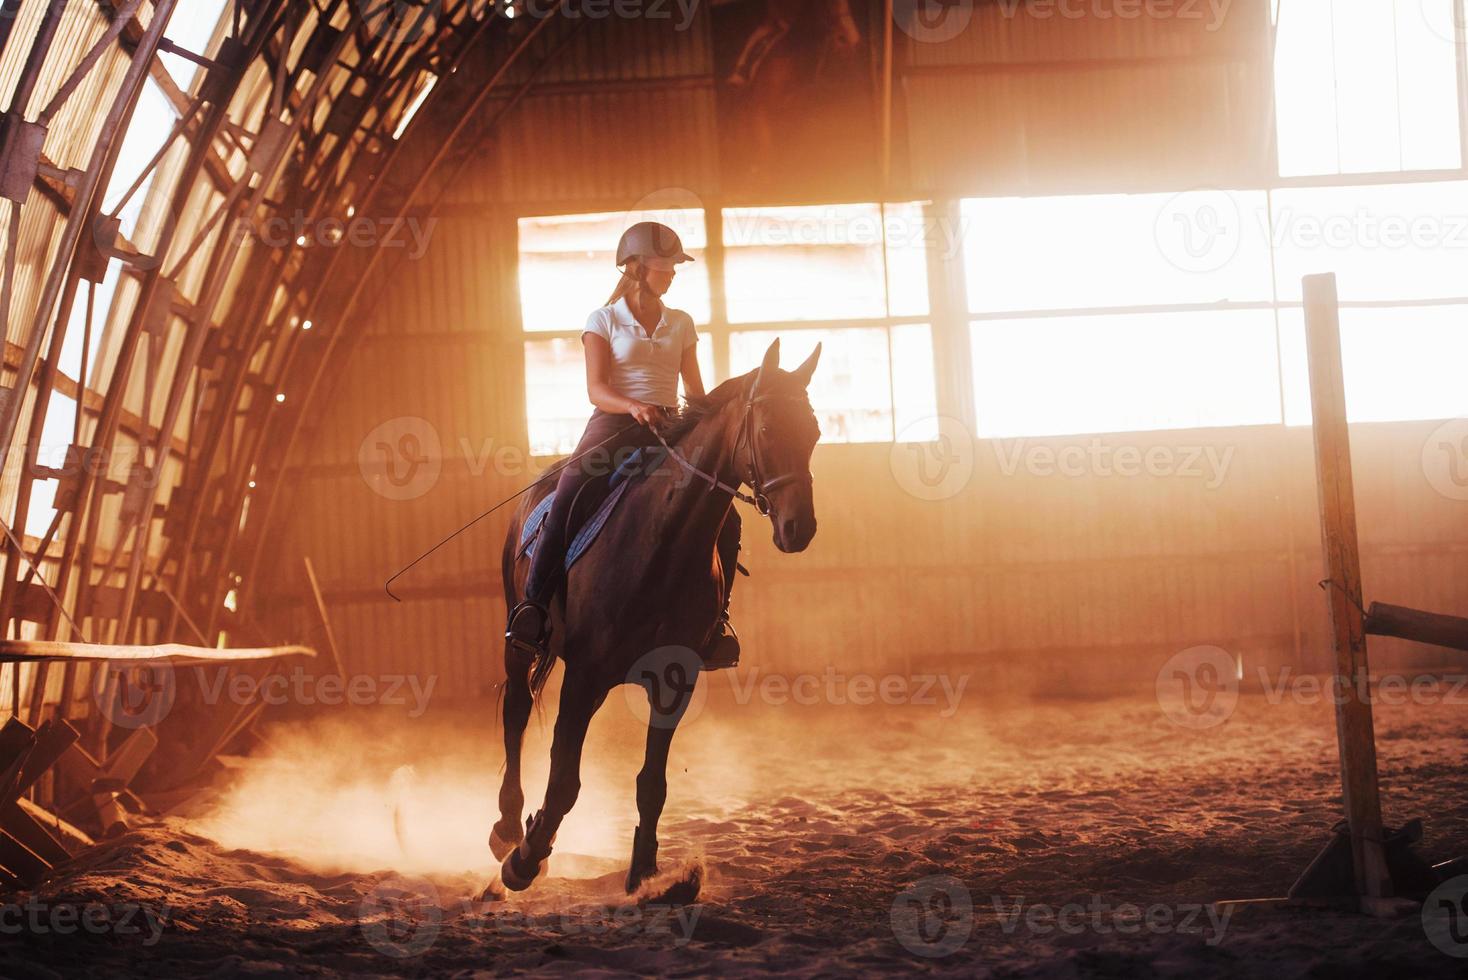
517, 447, 664, 570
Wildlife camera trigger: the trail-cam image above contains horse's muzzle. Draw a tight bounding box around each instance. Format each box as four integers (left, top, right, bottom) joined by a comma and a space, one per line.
773, 512, 816, 553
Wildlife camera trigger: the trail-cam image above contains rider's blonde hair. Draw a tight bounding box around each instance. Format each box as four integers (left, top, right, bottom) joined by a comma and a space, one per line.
605, 258, 644, 307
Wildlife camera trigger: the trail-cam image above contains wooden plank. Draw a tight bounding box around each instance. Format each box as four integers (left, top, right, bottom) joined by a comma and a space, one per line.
0, 640, 316, 664
1302, 272, 1391, 901
1364, 601, 1468, 653
303, 556, 346, 676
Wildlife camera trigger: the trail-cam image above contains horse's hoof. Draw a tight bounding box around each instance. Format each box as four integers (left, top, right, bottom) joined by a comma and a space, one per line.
500, 848, 544, 892
625, 862, 659, 895
625, 823, 659, 894
488, 822, 522, 860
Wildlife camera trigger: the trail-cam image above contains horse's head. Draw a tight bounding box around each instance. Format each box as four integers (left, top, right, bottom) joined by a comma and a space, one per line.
739, 338, 821, 553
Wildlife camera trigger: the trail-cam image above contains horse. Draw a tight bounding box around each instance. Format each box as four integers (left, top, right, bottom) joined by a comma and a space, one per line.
489, 338, 821, 894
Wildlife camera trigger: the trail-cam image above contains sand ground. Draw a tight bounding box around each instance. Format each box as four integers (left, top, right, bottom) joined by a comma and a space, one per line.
2, 677, 1466, 978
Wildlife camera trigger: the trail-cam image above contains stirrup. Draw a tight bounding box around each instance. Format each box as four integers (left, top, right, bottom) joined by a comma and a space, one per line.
505, 600, 551, 657
700, 618, 740, 671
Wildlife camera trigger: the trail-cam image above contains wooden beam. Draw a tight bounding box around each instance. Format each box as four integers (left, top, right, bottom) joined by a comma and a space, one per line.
1302, 272, 1391, 902
1364, 601, 1468, 654
0, 640, 315, 664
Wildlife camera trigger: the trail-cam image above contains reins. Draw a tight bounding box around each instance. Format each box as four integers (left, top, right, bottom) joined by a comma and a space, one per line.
384, 380, 814, 600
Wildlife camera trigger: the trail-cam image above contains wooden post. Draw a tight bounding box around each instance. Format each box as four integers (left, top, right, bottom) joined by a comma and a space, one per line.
1302, 273, 1391, 902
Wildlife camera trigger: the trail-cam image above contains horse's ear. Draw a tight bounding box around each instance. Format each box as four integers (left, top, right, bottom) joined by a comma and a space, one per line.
791, 342, 821, 389
752, 337, 780, 394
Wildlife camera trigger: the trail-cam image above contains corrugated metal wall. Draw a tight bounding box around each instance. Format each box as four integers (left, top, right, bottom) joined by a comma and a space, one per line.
267, 2, 1468, 698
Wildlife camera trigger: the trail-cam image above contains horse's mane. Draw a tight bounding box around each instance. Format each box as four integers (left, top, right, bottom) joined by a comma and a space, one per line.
661, 372, 752, 446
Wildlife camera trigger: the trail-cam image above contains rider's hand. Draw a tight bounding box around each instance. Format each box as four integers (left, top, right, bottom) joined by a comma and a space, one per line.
628, 400, 665, 430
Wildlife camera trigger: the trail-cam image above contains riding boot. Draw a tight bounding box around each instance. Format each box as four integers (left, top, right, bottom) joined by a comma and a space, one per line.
701, 510, 743, 670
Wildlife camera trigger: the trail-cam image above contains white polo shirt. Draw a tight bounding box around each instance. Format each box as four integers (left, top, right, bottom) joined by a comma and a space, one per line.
582, 296, 697, 407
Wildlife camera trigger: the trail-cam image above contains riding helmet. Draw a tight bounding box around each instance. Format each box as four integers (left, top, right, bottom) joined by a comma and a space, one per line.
617, 221, 695, 267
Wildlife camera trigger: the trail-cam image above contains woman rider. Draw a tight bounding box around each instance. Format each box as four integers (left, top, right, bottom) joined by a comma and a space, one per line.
505, 221, 742, 667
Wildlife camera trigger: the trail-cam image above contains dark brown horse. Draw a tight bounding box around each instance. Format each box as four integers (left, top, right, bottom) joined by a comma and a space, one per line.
489, 338, 821, 894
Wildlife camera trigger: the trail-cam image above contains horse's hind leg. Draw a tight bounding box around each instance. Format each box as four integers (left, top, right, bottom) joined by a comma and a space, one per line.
500, 668, 603, 891
627, 662, 700, 893
490, 642, 533, 859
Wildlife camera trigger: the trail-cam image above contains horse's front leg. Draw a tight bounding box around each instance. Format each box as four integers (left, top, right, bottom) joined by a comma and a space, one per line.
500, 667, 604, 891
627, 653, 701, 893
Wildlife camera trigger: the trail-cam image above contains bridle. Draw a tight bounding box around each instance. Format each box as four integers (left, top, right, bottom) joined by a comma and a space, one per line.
652, 378, 814, 517
733, 387, 814, 516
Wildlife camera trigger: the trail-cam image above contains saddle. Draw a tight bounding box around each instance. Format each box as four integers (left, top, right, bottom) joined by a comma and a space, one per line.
517, 447, 666, 572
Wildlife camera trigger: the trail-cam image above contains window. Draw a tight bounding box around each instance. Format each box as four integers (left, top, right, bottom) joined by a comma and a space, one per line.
1273, 0, 1461, 177
1277, 304, 1468, 424
729, 326, 937, 444
722, 203, 929, 322
1271, 180, 1468, 424
518, 210, 709, 332
721, 203, 937, 443
518, 202, 942, 452
518, 210, 712, 454
964, 191, 1279, 437
972, 311, 1283, 438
